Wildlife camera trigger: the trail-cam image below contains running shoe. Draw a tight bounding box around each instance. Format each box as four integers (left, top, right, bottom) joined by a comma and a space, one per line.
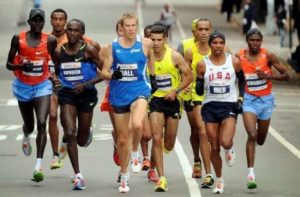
113, 145, 120, 166
155, 176, 168, 192
50, 156, 63, 170
213, 179, 224, 194
147, 169, 159, 183
58, 142, 67, 160
31, 169, 44, 182
22, 136, 32, 156
130, 153, 142, 173
225, 147, 236, 167
247, 176, 258, 189
118, 174, 130, 193
142, 158, 150, 171
84, 126, 93, 147
201, 174, 214, 188
192, 161, 202, 178
73, 177, 86, 190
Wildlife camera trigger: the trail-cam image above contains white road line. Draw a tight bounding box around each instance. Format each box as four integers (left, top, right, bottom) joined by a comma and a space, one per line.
136, 1, 144, 36
269, 126, 300, 160
175, 138, 201, 197
6, 99, 18, 106
274, 109, 300, 113
0, 135, 7, 141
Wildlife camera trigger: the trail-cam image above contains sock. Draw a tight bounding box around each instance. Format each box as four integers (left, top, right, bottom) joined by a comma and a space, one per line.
23, 135, 30, 143
75, 173, 83, 179
34, 158, 42, 171
53, 152, 59, 157
131, 151, 139, 158
206, 173, 213, 177
144, 156, 150, 160
248, 167, 255, 179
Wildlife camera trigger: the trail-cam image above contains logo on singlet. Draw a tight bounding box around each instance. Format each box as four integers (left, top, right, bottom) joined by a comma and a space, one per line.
75, 57, 84, 62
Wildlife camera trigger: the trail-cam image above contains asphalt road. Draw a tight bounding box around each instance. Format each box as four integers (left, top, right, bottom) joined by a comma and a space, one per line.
0, 0, 299, 196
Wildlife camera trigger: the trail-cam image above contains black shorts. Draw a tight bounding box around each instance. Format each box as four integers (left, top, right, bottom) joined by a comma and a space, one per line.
112, 95, 148, 114
58, 87, 98, 112
149, 97, 181, 119
201, 101, 237, 123
183, 100, 202, 112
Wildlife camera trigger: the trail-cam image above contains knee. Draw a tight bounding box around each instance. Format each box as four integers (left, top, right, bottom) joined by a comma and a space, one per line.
152, 134, 162, 147
49, 110, 58, 122
220, 139, 233, 150
247, 130, 258, 142
64, 128, 76, 142
37, 121, 47, 132
142, 133, 151, 142
117, 134, 128, 148
132, 121, 143, 133
211, 144, 220, 154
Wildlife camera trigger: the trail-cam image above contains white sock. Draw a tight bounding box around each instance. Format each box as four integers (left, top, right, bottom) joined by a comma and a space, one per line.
216, 177, 224, 182
34, 158, 42, 171
144, 156, 150, 160
248, 167, 255, 178
75, 173, 83, 179
23, 135, 30, 143
131, 151, 139, 158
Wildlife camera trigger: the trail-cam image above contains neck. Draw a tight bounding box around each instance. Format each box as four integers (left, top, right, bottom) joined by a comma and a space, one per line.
52, 30, 66, 38
197, 42, 210, 54
210, 52, 225, 65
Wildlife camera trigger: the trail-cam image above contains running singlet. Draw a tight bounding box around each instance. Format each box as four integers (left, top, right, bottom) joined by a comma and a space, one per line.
109, 36, 151, 107
58, 43, 97, 89
203, 53, 237, 104
153, 47, 180, 97
239, 48, 272, 96
13, 31, 50, 85
182, 38, 195, 56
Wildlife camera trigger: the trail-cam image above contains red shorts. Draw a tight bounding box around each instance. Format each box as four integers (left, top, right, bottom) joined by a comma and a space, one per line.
100, 85, 113, 112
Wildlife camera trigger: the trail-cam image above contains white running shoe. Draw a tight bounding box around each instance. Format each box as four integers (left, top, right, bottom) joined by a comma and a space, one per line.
22, 135, 32, 156
225, 147, 236, 167
213, 179, 224, 194
118, 173, 130, 193
130, 153, 142, 173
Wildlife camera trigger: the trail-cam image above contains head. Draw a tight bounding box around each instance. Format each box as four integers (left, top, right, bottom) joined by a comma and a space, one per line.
164, 4, 170, 11
195, 18, 212, 44
144, 24, 152, 38
50, 8, 67, 33
246, 28, 263, 53
120, 13, 138, 39
28, 8, 45, 33
153, 21, 168, 38
66, 19, 84, 44
150, 25, 167, 53
208, 31, 226, 56
116, 19, 123, 37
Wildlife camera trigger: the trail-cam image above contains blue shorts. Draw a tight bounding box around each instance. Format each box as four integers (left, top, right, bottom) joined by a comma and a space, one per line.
12, 79, 52, 102
243, 92, 275, 120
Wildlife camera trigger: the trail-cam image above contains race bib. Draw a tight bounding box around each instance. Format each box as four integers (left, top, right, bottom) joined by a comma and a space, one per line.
22, 60, 44, 76
156, 74, 172, 91
245, 73, 267, 91
117, 63, 138, 81
61, 62, 83, 82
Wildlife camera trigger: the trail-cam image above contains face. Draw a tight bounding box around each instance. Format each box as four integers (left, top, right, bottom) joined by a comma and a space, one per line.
210, 37, 225, 56
28, 15, 45, 33
151, 33, 165, 53
66, 21, 83, 44
122, 18, 137, 39
247, 34, 263, 54
51, 12, 67, 32
195, 21, 211, 44
144, 28, 151, 38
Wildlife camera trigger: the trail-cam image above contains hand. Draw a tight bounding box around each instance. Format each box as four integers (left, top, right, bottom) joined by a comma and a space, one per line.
150, 75, 158, 94
255, 70, 271, 80
111, 67, 123, 79
22, 62, 34, 72
49, 75, 62, 91
72, 83, 86, 94
236, 97, 243, 114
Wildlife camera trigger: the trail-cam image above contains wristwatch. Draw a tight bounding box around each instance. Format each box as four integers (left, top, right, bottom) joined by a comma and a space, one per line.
175, 88, 181, 94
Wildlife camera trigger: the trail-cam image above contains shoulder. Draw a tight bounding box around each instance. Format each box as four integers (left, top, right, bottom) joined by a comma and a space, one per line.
47, 34, 57, 44
141, 37, 152, 47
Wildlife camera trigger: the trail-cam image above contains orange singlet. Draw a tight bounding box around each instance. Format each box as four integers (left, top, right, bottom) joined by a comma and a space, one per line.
239, 48, 272, 97
13, 31, 50, 85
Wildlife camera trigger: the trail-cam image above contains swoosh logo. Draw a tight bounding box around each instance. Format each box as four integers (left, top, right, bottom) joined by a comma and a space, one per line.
75, 57, 84, 62
36, 51, 44, 55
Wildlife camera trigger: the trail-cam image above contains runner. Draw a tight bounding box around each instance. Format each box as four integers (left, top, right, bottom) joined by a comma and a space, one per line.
52, 19, 102, 190
101, 13, 156, 193
195, 31, 244, 194
160, 4, 177, 43
183, 18, 214, 187
149, 24, 193, 192
6, 8, 57, 182
48, 8, 68, 170
236, 28, 290, 189
177, 18, 198, 57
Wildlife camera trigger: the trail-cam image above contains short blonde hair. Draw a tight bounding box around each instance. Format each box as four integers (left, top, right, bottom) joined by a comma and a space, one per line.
120, 12, 138, 26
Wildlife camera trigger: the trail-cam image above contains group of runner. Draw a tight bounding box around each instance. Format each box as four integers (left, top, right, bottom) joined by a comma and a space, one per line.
6, 7, 289, 194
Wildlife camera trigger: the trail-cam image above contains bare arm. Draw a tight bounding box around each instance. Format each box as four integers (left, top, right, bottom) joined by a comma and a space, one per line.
47, 35, 57, 61
184, 48, 193, 67
6, 34, 22, 71
267, 51, 290, 81
100, 44, 114, 80
143, 37, 155, 75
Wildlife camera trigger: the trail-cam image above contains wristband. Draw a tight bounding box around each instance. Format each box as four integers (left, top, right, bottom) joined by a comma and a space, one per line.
175, 88, 181, 94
